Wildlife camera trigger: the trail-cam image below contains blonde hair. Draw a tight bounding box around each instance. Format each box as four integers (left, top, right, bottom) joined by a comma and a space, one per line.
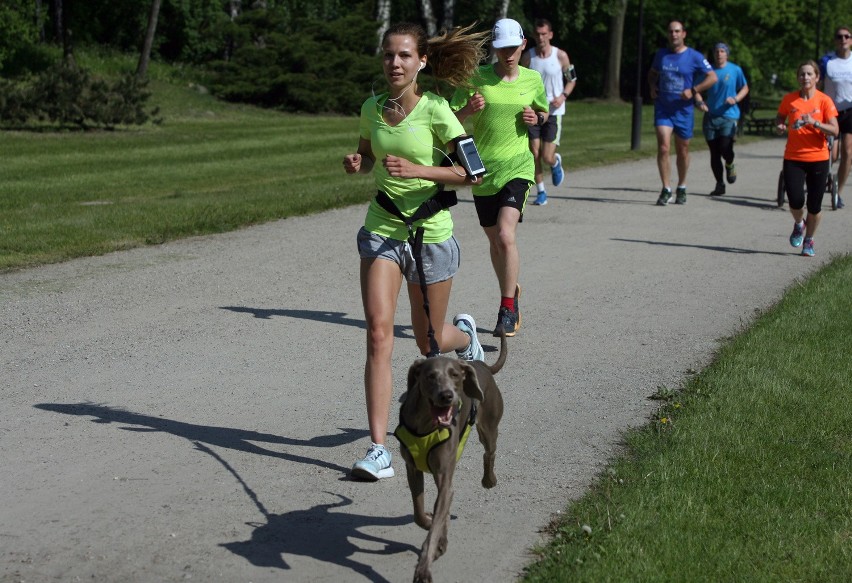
383, 22, 489, 88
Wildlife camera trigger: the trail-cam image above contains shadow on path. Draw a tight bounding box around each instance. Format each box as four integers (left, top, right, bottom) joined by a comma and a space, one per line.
220, 306, 414, 340
706, 196, 785, 210
612, 238, 790, 256
34, 402, 366, 474
196, 442, 416, 582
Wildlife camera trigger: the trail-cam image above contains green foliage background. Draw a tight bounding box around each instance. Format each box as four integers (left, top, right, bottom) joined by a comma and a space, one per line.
3, 0, 852, 113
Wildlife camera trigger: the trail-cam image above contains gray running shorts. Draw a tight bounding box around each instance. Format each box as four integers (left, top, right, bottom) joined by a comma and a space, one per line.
357, 227, 460, 285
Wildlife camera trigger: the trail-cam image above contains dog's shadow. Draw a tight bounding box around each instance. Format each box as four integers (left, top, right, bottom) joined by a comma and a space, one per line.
35, 403, 416, 581
198, 442, 417, 583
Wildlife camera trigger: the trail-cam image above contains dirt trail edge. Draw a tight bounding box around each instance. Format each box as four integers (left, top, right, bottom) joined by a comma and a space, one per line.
3, 139, 850, 583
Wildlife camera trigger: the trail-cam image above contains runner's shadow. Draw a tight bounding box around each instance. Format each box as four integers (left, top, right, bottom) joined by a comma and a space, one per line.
703, 194, 785, 210
611, 238, 789, 256
220, 307, 414, 339
196, 442, 415, 582
34, 402, 367, 474
573, 186, 655, 194
549, 194, 651, 204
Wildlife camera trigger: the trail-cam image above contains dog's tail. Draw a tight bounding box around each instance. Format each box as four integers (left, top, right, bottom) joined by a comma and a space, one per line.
488, 331, 508, 375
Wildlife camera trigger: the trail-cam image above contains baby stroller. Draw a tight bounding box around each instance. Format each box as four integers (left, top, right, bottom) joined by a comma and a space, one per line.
777, 135, 840, 209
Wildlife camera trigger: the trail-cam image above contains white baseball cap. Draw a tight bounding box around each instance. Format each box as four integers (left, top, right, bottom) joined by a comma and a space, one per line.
492, 18, 524, 49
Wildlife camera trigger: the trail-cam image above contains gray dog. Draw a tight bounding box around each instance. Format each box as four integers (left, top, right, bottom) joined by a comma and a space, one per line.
394, 333, 506, 583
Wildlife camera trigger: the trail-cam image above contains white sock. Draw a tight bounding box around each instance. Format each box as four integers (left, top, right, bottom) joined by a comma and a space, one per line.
537, 181, 545, 193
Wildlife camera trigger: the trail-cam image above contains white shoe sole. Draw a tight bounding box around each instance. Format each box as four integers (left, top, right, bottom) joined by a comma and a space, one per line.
351, 465, 395, 481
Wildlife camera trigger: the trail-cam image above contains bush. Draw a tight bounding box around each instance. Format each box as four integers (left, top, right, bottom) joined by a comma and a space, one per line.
0, 61, 160, 130
208, 8, 379, 114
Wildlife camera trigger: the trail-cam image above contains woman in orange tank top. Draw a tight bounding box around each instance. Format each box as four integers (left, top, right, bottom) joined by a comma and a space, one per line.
775, 60, 839, 256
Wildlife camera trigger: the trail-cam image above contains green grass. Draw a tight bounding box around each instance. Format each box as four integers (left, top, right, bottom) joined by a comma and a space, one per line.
1, 51, 759, 272
0, 76, 377, 270
522, 255, 852, 582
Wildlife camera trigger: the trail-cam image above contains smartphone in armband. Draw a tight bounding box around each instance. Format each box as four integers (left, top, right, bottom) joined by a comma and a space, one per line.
568, 65, 577, 82
456, 137, 487, 178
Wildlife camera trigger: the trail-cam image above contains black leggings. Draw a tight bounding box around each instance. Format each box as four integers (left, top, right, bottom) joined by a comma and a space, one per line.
707, 136, 734, 183
783, 159, 829, 215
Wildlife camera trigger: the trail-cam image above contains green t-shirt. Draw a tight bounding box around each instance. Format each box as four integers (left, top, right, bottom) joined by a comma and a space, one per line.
451, 65, 548, 196
359, 91, 465, 243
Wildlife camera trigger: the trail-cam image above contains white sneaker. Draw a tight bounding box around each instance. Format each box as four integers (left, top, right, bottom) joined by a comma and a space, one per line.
453, 313, 484, 361
351, 443, 394, 480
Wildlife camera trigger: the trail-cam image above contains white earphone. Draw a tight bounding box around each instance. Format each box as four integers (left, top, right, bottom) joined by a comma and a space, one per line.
419, 62, 426, 71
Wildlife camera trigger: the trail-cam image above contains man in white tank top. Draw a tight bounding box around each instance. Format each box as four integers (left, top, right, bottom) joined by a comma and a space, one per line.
520, 18, 576, 206
819, 25, 852, 209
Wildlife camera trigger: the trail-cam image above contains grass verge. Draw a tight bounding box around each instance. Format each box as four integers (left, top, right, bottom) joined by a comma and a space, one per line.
522, 255, 852, 582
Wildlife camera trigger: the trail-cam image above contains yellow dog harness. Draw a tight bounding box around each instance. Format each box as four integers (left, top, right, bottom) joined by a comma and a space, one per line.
393, 402, 476, 474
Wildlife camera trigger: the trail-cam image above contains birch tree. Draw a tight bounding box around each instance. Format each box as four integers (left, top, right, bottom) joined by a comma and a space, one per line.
495, 0, 509, 20
376, 0, 390, 54
419, 0, 437, 36
441, 0, 455, 31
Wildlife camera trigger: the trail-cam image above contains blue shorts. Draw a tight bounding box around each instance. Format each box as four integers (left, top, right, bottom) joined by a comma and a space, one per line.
702, 115, 738, 141
654, 102, 694, 139
357, 227, 460, 285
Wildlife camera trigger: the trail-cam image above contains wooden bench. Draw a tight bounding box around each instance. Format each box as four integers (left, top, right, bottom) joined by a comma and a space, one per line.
742, 99, 777, 135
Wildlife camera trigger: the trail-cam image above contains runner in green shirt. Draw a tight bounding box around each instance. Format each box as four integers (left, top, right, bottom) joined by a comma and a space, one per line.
451, 18, 549, 338
343, 22, 489, 481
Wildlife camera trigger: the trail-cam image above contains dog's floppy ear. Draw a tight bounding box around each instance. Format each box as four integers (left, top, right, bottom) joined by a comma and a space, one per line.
407, 359, 426, 393
459, 361, 485, 402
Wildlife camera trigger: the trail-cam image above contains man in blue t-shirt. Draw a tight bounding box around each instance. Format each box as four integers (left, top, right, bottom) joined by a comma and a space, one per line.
696, 42, 749, 196
648, 20, 716, 205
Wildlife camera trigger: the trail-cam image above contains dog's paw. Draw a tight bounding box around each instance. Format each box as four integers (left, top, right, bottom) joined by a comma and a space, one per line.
414, 566, 433, 583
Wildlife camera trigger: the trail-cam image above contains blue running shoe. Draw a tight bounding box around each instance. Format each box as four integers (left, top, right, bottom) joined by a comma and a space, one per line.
533, 191, 548, 205
454, 313, 484, 361
656, 188, 672, 206
789, 221, 805, 247
838, 196, 845, 209
351, 443, 394, 480
551, 153, 564, 187
801, 238, 815, 257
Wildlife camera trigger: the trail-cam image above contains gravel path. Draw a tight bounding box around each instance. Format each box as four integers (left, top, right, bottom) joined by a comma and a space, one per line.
2, 138, 850, 583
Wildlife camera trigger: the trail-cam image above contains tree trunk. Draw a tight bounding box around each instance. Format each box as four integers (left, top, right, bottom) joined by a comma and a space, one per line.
60, 0, 74, 66
375, 0, 391, 54
52, 0, 62, 46
35, 0, 45, 43
441, 0, 455, 31
419, 0, 436, 37
229, 0, 241, 20
495, 0, 509, 20
136, 0, 162, 80
604, 0, 628, 101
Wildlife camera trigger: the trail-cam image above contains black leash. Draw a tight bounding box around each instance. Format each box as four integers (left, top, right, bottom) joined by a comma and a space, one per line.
374, 189, 457, 358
